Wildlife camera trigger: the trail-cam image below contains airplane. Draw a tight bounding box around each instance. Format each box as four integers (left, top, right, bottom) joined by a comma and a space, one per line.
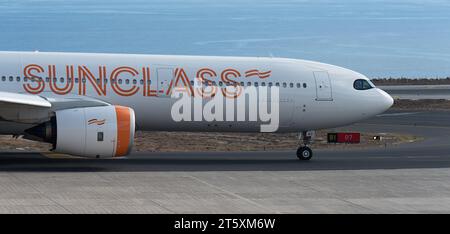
0, 51, 393, 160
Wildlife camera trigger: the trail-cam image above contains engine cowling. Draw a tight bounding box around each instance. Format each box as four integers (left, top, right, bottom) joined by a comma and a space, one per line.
25, 105, 135, 158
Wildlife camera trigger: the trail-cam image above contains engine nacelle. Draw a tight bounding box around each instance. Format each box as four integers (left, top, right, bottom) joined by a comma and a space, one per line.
25, 105, 135, 158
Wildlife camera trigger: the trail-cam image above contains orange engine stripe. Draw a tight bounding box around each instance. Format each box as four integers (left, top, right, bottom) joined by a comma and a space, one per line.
115, 106, 131, 157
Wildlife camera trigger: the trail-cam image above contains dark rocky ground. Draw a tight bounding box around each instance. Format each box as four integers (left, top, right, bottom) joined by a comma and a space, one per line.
372, 77, 450, 85
392, 99, 450, 111
0, 128, 416, 153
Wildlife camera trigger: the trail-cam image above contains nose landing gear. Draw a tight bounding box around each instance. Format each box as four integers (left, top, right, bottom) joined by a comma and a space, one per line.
297, 131, 314, 160
297, 146, 313, 160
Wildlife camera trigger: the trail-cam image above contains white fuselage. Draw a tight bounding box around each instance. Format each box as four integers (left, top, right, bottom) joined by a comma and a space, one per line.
0, 51, 393, 134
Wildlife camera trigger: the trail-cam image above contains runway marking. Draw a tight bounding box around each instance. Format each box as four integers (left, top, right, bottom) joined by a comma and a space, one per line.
41, 152, 84, 159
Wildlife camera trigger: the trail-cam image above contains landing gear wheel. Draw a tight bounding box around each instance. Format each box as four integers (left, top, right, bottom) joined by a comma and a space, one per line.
297, 146, 313, 161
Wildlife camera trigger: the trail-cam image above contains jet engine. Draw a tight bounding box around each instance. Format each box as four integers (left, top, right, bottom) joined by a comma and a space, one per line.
25, 105, 135, 158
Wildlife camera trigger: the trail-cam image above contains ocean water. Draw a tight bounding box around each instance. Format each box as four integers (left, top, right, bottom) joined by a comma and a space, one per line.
0, 0, 449, 77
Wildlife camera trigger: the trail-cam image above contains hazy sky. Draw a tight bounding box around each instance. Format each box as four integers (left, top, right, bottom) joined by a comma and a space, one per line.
0, 0, 449, 77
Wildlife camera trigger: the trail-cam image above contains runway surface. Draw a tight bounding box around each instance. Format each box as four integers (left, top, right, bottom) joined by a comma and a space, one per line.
0, 110, 449, 213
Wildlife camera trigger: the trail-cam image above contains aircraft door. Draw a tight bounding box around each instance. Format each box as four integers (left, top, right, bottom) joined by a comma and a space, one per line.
156, 67, 175, 97
313, 71, 333, 101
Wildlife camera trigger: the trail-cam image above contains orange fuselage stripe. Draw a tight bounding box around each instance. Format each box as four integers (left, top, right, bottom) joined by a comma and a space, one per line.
114, 106, 130, 157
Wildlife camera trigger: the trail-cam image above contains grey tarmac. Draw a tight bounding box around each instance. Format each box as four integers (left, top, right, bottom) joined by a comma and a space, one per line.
0, 110, 449, 213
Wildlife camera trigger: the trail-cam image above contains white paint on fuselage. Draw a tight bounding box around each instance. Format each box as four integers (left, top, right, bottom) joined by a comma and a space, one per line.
0, 51, 393, 134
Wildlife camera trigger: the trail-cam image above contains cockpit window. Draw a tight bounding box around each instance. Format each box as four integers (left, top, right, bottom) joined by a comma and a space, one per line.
353, 79, 374, 90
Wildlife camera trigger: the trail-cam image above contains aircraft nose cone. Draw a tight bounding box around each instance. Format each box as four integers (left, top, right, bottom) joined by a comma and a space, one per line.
378, 88, 394, 111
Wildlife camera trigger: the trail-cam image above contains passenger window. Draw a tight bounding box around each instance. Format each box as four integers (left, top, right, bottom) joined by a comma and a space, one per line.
9, 76, 13, 81
289, 83, 293, 88
261, 82, 266, 86
16, 76, 20, 82
296, 83, 301, 88
268, 82, 273, 87
247, 82, 251, 86
282, 83, 287, 88
275, 82, 280, 87
254, 82, 258, 87
303, 83, 307, 88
